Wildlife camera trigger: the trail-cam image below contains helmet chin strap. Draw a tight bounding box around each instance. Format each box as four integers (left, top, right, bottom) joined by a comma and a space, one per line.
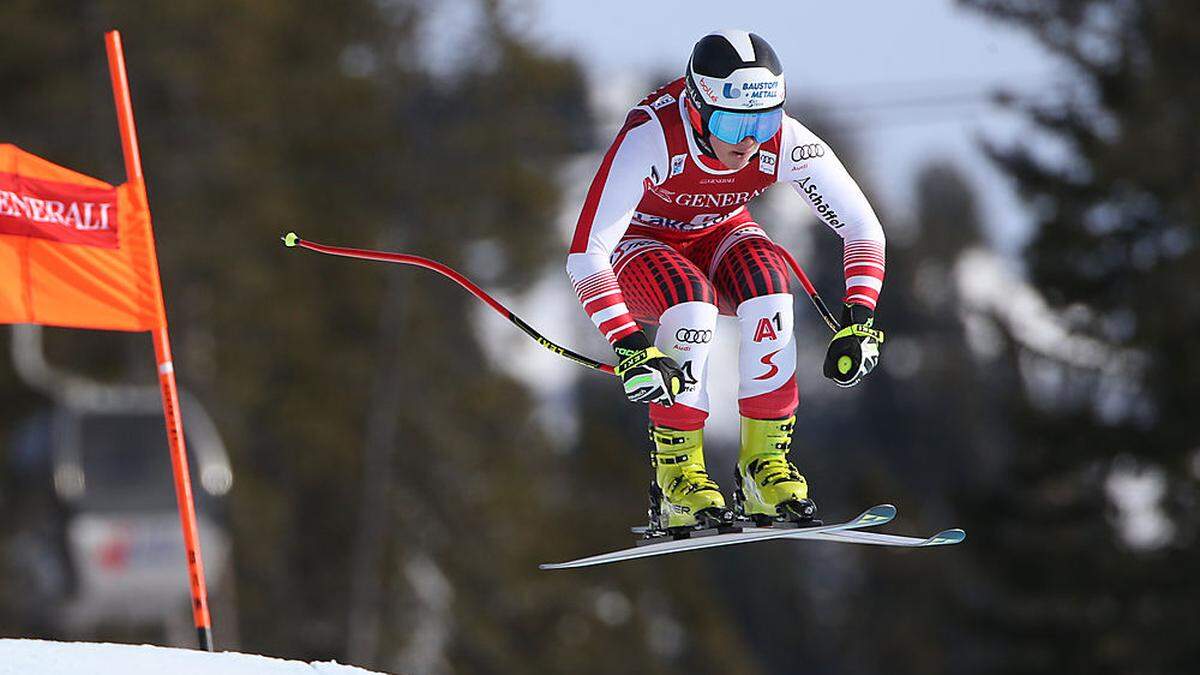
693, 129, 717, 159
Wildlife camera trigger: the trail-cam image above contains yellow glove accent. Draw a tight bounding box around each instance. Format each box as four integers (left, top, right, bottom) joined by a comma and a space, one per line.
615, 345, 669, 375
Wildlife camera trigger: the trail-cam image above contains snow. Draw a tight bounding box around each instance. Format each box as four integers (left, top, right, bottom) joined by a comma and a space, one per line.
0, 640, 387, 675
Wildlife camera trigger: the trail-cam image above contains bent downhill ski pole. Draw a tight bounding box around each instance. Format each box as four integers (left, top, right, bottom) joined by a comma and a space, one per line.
281, 233, 841, 375
282, 232, 617, 375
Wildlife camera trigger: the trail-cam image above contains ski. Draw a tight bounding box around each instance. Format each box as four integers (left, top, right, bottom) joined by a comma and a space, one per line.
781, 526, 966, 548
539, 504, 896, 570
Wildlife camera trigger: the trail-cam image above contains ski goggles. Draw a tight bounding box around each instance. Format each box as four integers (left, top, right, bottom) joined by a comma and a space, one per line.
707, 108, 783, 144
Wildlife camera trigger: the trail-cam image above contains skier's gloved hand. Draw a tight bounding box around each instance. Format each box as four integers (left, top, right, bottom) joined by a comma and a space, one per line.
823, 303, 884, 388
614, 332, 683, 406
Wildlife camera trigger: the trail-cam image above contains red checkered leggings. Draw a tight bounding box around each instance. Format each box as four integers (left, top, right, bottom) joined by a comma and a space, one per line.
612, 217, 792, 321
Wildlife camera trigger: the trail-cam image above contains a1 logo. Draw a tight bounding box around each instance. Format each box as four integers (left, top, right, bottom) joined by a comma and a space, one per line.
753, 312, 783, 342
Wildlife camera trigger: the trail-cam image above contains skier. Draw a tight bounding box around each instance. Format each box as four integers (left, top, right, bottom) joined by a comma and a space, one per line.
567, 30, 886, 531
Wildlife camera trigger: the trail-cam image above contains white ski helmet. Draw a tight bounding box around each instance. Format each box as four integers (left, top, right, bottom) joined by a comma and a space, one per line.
684, 30, 786, 144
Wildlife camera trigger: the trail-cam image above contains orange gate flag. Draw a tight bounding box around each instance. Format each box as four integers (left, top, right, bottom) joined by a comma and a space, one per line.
0, 31, 216, 652
0, 143, 161, 331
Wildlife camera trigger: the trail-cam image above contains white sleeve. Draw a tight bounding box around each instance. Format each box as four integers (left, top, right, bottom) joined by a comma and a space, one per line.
566, 109, 668, 344
778, 114, 887, 310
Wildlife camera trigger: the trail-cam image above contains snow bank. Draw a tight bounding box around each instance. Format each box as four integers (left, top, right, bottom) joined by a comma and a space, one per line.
0, 639, 388, 675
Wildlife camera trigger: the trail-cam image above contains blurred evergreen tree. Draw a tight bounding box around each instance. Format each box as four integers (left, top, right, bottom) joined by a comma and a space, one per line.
956, 1, 1200, 672
783, 158, 1016, 675
844, 162, 1021, 675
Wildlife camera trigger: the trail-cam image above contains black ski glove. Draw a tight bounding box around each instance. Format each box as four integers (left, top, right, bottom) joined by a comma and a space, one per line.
823, 304, 884, 388
614, 332, 683, 406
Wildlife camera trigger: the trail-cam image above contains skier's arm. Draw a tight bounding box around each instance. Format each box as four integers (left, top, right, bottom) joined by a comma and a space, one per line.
567, 109, 682, 404
566, 108, 666, 346
778, 115, 886, 311
778, 115, 886, 386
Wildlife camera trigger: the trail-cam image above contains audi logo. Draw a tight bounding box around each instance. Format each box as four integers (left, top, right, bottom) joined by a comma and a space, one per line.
791, 144, 825, 162
675, 328, 713, 344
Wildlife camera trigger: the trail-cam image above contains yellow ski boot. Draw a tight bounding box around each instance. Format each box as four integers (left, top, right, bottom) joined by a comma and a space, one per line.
648, 426, 733, 533
734, 416, 818, 524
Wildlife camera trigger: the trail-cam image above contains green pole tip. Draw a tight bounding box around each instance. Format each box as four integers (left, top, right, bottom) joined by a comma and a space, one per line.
282, 232, 299, 248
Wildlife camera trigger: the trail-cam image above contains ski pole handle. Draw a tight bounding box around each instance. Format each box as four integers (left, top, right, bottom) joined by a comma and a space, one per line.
282, 233, 617, 376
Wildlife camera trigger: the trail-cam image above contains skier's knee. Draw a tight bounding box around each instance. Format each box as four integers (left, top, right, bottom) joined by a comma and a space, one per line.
743, 265, 790, 298
659, 300, 719, 332
736, 293, 794, 327
663, 276, 716, 308
714, 236, 791, 303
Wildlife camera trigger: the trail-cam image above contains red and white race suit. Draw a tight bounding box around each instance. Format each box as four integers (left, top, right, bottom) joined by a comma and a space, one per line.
567, 77, 886, 429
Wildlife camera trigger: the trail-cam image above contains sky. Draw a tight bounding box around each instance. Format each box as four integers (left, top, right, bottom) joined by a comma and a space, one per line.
420, 1, 1068, 251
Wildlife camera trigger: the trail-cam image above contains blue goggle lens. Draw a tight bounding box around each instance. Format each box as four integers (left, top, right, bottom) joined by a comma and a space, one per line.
707, 108, 783, 144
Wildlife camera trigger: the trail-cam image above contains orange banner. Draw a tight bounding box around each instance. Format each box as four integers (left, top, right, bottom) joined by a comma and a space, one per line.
0, 143, 161, 331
